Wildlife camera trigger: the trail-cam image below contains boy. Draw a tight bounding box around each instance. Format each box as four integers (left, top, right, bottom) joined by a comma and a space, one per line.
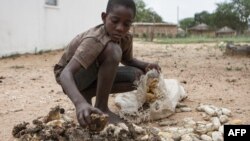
54, 0, 161, 127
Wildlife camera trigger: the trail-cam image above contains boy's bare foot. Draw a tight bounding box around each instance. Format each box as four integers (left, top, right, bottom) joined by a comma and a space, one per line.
104, 110, 124, 124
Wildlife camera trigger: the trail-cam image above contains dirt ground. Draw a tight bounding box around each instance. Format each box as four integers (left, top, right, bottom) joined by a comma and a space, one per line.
0, 41, 249, 140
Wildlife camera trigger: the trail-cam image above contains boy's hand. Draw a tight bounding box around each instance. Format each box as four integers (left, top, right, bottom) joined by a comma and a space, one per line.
75, 103, 104, 127
145, 63, 161, 73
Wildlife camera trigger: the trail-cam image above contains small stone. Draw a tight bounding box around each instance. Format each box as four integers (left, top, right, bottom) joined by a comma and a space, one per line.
175, 108, 182, 113
196, 123, 207, 134
201, 113, 211, 121
201, 134, 212, 141
221, 108, 232, 117
158, 132, 173, 139
228, 119, 243, 125
196, 106, 202, 112
181, 134, 193, 141
215, 109, 223, 117
159, 120, 178, 126
160, 136, 174, 141
177, 103, 188, 108
219, 126, 224, 134
163, 127, 187, 140
149, 127, 161, 135
172, 134, 181, 141
117, 123, 129, 131
163, 127, 178, 132
182, 118, 196, 128
178, 128, 194, 136
189, 133, 201, 141
140, 135, 149, 140
180, 107, 192, 112
219, 115, 229, 124
212, 131, 223, 141
203, 105, 216, 116
206, 131, 213, 137
132, 124, 146, 134
211, 117, 221, 130
205, 123, 214, 132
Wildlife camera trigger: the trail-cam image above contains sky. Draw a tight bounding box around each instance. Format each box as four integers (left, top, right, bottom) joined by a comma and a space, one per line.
143, 0, 230, 24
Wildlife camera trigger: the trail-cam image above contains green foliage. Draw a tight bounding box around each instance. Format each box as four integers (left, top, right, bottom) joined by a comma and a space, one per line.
179, 17, 195, 30
179, 0, 250, 33
194, 11, 210, 24
232, 0, 250, 23
152, 36, 250, 44
194, 11, 216, 29
134, 0, 163, 22
214, 2, 246, 33
232, 0, 250, 32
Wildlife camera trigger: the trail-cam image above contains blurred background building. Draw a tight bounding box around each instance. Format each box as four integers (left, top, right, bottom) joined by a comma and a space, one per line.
0, 0, 106, 57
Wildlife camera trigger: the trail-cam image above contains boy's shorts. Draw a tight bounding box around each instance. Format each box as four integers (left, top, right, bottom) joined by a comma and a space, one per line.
74, 62, 140, 91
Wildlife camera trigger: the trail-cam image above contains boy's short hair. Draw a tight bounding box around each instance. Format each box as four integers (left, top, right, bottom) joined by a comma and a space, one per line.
106, 0, 136, 17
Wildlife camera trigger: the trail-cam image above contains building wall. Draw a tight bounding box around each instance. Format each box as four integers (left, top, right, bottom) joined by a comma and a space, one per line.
0, 0, 41, 56
0, 0, 106, 57
216, 32, 236, 37
245, 30, 250, 35
153, 25, 177, 37
189, 30, 215, 37
132, 24, 177, 38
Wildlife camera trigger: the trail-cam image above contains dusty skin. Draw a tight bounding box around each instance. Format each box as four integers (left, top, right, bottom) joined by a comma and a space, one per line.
0, 41, 250, 140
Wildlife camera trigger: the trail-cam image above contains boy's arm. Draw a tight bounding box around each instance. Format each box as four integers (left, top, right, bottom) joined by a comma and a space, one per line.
60, 59, 102, 127
122, 58, 161, 73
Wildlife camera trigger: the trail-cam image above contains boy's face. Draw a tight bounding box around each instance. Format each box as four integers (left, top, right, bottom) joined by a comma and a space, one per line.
102, 5, 134, 42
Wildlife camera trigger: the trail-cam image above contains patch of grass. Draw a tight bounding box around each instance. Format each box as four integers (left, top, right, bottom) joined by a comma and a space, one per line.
136, 36, 250, 44
225, 66, 244, 71
0, 53, 21, 59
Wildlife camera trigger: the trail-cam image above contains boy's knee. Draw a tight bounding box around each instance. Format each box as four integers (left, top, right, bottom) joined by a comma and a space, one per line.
100, 42, 122, 64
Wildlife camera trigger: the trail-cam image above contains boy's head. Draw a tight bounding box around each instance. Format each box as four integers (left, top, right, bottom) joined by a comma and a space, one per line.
106, 0, 136, 17
102, 0, 136, 42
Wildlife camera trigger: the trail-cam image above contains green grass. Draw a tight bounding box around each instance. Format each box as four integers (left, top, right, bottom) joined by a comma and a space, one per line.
135, 36, 250, 44
0, 53, 21, 59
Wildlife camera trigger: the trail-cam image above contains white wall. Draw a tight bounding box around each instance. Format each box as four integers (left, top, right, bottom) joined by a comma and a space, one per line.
0, 0, 107, 57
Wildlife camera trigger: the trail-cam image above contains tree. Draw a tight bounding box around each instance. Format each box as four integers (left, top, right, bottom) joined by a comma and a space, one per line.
214, 2, 245, 33
180, 1, 250, 33
194, 11, 210, 24
134, 0, 163, 22
232, 0, 250, 24
179, 17, 195, 30
232, 0, 250, 31
194, 11, 216, 29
